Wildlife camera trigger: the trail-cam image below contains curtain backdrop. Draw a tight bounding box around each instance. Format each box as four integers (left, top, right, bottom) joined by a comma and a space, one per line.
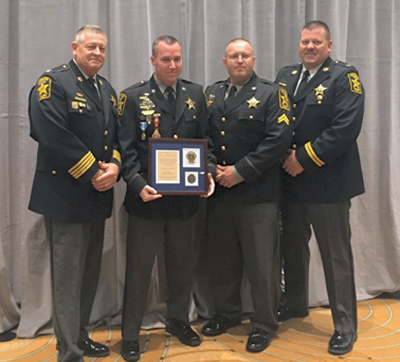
1, 0, 399, 337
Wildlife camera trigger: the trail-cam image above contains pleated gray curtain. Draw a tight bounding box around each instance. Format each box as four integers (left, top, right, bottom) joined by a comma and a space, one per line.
1, 0, 399, 337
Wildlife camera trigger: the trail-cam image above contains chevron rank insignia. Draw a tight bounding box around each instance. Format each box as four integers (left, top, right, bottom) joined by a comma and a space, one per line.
278, 114, 290, 126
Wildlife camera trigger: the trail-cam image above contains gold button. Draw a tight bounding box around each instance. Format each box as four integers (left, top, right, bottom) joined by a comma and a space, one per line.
222, 160, 227, 165
221, 146, 226, 151
293, 103, 297, 109
221, 131, 225, 136
193, 115, 196, 119
79, 109, 83, 113
104, 146, 108, 151
293, 117, 296, 121
221, 117, 226, 122
174, 134, 178, 139
249, 115, 253, 119
52, 170, 56, 175
104, 130, 108, 136
293, 131, 295, 136
292, 144, 297, 149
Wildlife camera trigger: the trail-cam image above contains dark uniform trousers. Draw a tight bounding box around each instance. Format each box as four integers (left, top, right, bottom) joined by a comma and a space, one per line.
45, 218, 105, 361
118, 75, 215, 342
275, 57, 364, 336
281, 200, 357, 334
122, 215, 194, 340
205, 72, 293, 333
207, 200, 281, 333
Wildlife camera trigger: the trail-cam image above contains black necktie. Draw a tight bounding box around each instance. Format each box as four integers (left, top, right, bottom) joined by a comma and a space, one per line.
166, 86, 176, 115
295, 70, 310, 96
88, 77, 100, 99
226, 85, 237, 99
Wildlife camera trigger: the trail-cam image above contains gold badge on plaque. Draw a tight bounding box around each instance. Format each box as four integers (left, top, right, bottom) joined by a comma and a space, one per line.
187, 173, 196, 184
186, 151, 197, 164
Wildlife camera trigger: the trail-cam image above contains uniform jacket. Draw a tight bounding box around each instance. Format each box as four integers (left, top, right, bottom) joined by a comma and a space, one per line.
28, 60, 121, 222
275, 57, 365, 203
206, 72, 293, 203
118, 75, 215, 219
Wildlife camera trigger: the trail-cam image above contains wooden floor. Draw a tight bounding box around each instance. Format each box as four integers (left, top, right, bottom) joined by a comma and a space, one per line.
1, 298, 400, 362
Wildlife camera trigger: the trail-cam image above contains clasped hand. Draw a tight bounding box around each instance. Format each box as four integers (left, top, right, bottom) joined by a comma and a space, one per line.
91, 161, 119, 192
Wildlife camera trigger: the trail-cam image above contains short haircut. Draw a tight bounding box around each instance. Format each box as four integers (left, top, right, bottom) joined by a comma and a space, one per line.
302, 20, 331, 41
75, 24, 106, 44
225, 38, 253, 55
152, 35, 180, 57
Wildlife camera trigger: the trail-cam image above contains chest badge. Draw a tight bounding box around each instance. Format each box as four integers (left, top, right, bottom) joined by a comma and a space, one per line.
314, 84, 328, 104
185, 97, 196, 110
247, 96, 261, 109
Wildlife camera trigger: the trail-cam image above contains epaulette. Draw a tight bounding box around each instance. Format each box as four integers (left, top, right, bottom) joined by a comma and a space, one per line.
211, 79, 229, 87
180, 78, 194, 85
333, 60, 356, 69
47, 64, 70, 73
125, 80, 148, 91
259, 77, 274, 86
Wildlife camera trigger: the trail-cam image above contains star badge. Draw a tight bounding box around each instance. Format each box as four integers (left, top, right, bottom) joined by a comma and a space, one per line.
314, 84, 328, 97
247, 97, 261, 109
185, 97, 196, 110
314, 84, 328, 104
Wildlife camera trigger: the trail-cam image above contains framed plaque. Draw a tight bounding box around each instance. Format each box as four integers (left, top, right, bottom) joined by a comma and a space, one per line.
148, 138, 208, 195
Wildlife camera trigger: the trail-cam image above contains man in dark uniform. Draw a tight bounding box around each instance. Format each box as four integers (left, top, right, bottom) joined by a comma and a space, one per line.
275, 20, 365, 355
28, 25, 120, 362
118, 35, 215, 362
201, 38, 293, 353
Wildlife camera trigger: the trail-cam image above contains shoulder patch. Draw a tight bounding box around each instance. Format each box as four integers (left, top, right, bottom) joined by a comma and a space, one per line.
118, 92, 128, 116
37, 76, 52, 101
348, 73, 362, 94
278, 88, 290, 111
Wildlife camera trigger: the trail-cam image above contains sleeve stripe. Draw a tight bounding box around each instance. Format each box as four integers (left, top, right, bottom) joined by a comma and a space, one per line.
305, 142, 325, 167
68, 151, 96, 179
112, 149, 121, 163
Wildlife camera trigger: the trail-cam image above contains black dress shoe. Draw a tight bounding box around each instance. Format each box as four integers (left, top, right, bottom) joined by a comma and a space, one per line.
77, 338, 110, 357
277, 306, 309, 322
246, 328, 274, 353
165, 319, 201, 347
328, 331, 357, 355
121, 339, 140, 362
201, 315, 241, 336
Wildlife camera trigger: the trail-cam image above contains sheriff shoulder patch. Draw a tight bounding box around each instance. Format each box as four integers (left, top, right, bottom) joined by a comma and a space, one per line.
110, 94, 117, 108
348, 73, 362, 94
278, 88, 290, 111
37, 76, 52, 101
118, 93, 127, 116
